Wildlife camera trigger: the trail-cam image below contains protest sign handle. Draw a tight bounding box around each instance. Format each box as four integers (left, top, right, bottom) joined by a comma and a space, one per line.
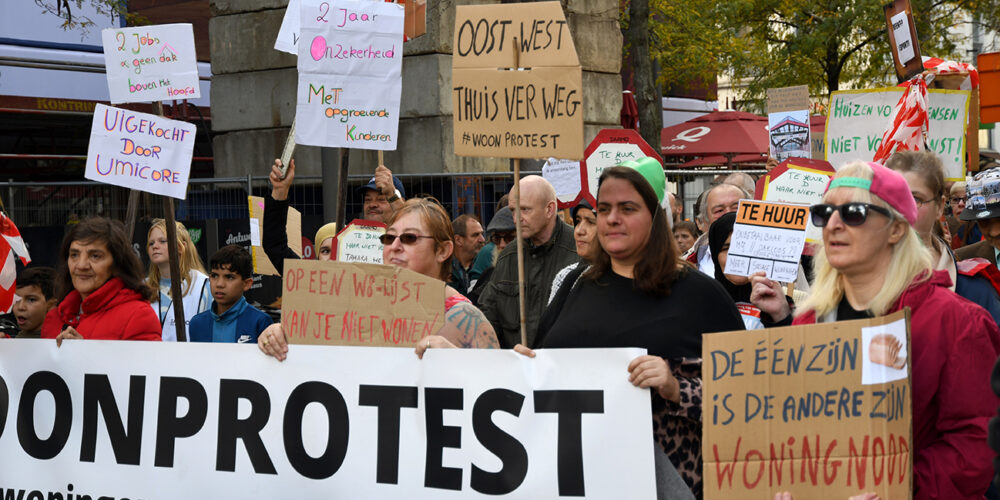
280, 116, 297, 179
335, 148, 350, 230
378, 150, 383, 168
513, 158, 527, 347
152, 101, 187, 342
124, 189, 140, 240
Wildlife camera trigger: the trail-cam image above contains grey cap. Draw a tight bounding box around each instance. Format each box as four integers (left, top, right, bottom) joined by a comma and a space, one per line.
486, 206, 516, 234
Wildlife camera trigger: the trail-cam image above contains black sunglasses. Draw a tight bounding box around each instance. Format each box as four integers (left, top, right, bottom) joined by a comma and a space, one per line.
492, 232, 515, 243
810, 203, 893, 227
379, 233, 434, 246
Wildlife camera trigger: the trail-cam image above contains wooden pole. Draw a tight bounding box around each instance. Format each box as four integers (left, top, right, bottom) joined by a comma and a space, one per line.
335, 148, 351, 229
124, 189, 140, 239
512, 159, 527, 347
153, 101, 187, 342
378, 150, 384, 167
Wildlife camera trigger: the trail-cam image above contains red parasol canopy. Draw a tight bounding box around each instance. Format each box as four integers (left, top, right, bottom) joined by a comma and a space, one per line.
661, 111, 769, 157
620, 90, 639, 130
679, 153, 768, 168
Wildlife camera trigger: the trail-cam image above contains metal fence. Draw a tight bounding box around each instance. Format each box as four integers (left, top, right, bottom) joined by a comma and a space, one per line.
0, 168, 767, 230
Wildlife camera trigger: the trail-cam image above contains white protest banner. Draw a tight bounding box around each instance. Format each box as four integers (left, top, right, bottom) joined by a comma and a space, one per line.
825, 87, 970, 180
334, 219, 386, 263
542, 158, 582, 206
101, 23, 200, 104
85, 104, 196, 199
0, 341, 656, 499
275, 0, 301, 54
724, 200, 809, 283
296, 0, 404, 149
755, 158, 836, 244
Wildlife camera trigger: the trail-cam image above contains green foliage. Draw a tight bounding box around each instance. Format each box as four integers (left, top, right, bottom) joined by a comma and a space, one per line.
715, 0, 999, 110
35, 0, 148, 37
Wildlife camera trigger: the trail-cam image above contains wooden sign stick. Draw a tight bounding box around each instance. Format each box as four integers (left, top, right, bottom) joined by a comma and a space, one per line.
153, 101, 187, 342
510, 40, 527, 347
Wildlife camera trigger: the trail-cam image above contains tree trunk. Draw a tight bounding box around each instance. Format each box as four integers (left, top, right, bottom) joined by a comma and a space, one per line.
627, 0, 662, 155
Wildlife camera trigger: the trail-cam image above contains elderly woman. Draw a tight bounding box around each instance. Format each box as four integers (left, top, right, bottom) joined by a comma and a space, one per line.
752, 161, 999, 499
258, 198, 499, 360
42, 217, 161, 343
523, 159, 744, 497
146, 219, 212, 341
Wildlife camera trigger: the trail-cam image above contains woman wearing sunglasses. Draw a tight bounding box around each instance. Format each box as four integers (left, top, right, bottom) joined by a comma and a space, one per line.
257, 198, 499, 361
751, 161, 1000, 499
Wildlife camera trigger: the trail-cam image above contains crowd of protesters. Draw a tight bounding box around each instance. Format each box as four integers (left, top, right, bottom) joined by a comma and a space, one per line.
3, 149, 1000, 500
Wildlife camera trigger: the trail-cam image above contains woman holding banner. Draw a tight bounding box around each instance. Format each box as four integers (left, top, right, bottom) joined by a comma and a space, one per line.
145, 218, 212, 341
751, 161, 1000, 499
258, 198, 499, 360
41, 217, 161, 343
518, 159, 745, 498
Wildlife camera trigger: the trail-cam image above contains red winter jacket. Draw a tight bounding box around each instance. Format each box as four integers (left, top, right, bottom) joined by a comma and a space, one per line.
41, 277, 161, 341
795, 270, 1000, 499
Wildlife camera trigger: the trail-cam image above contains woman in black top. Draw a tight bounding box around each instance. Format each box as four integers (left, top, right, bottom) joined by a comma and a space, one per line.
524, 164, 744, 497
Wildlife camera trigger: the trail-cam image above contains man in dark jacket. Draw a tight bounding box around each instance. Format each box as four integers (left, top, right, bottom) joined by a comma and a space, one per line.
478, 176, 578, 349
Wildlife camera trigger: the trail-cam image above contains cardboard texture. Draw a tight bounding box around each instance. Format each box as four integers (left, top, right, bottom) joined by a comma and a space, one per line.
452, 2, 583, 160
825, 88, 970, 180
280, 259, 445, 347
724, 200, 809, 282
767, 85, 811, 114
248, 195, 302, 276
333, 218, 386, 264
703, 310, 913, 499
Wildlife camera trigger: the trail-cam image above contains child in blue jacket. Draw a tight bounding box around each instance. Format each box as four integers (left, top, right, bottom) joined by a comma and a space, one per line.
189, 245, 271, 343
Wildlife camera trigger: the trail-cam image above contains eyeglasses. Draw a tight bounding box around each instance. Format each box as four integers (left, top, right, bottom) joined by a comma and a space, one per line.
950, 196, 967, 204
379, 233, 434, 246
492, 232, 515, 244
912, 195, 934, 208
810, 203, 893, 227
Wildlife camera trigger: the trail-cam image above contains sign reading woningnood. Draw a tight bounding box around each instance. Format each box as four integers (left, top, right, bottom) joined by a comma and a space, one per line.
0, 340, 657, 499
825, 87, 970, 180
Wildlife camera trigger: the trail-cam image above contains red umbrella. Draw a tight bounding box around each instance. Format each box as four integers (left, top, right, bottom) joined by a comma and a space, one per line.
679, 153, 768, 168
620, 90, 639, 130
661, 111, 769, 157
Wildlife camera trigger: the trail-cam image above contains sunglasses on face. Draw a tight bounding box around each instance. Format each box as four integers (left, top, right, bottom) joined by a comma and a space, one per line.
492, 232, 515, 243
810, 203, 893, 227
379, 233, 434, 246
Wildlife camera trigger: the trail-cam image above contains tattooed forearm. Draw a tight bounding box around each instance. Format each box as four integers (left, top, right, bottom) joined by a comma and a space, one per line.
446, 303, 499, 349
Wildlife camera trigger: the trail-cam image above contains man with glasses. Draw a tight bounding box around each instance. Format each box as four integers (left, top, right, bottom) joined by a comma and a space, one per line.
947, 182, 981, 248
956, 169, 1000, 266
686, 183, 749, 275
478, 176, 578, 348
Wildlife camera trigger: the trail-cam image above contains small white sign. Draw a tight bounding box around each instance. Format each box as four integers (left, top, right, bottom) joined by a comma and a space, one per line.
274, 0, 301, 54
296, 0, 404, 150
85, 104, 196, 199
584, 143, 645, 202
891, 11, 915, 65
336, 219, 386, 264
542, 158, 582, 205
861, 318, 909, 385
101, 23, 201, 104
724, 200, 809, 283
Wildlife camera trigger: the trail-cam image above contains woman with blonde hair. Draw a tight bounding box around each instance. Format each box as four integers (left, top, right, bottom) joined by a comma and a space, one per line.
146, 218, 212, 341
751, 161, 1000, 499
258, 198, 500, 361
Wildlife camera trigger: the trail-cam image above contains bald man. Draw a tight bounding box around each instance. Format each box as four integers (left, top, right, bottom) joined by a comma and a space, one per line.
479, 176, 579, 349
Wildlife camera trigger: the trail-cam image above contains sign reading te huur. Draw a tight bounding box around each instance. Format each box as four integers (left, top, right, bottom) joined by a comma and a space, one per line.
452, 2, 583, 160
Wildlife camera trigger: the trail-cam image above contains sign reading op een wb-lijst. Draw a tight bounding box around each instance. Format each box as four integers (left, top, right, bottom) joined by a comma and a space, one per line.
101, 23, 200, 104
295, 0, 404, 150
452, 2, 583, 160
85, 104, 196, 200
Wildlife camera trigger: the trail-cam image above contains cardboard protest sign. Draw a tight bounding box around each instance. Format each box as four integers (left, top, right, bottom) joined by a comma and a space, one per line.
452, 2, 583, 160
247, 195, 303, 276
825, 88, 970, 180
703, 310, 912, 499
755, 158, 836, 244
101, 23, 200, 104
281, 259, 444, 347
84, 104, 195, 199
0, 340, 655, 499
580, 128, 663, 207
334, 219, 386, 263
767, 85, 812, 162
724, 200, 809, 283
295, 0, 404, 149
542, 158, 583, 207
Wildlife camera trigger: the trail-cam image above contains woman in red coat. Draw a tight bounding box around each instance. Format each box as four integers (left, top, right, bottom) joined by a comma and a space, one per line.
753, 161, 1000, 499
41, 217, 161, 343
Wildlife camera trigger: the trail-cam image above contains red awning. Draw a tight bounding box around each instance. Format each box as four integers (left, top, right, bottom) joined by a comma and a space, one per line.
661, 110, 769, 157
678, 153, 768, 168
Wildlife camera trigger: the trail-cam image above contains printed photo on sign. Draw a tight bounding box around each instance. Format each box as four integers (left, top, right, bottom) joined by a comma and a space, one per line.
101, 23, 200, 104
861, 318, 909, 385
542, 158, 582, 205
768, 109, 811, 162
85, 104, 196, 199
295, 0, 404, 150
